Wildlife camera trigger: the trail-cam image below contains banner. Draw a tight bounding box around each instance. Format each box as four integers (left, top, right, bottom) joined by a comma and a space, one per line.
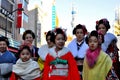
17, 3, 22, 28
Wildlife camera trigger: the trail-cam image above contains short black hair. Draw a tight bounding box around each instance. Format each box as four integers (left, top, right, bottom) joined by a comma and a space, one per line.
22, 30, 35, 40
73, 24, 87, 35
53, 28, 67, 43
85, 30, 104, 44
0, 36, 9, 46
46, 30, 55, 42
18, 45, 31, 57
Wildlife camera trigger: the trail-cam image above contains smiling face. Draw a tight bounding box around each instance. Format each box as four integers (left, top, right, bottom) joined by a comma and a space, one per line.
0, 41, 7, 53
20, 49, 31, 62
24, 34, 34, 44
55, 34, 65, 51
75, 29, 84, 42
88, 36, 99, 51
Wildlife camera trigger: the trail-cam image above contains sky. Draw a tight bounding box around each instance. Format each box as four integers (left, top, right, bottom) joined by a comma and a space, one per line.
28, 0, 120, 34
55, 0, 120, 34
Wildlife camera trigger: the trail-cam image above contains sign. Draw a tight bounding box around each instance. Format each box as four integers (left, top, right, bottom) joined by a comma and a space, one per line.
17, 3, 22, 28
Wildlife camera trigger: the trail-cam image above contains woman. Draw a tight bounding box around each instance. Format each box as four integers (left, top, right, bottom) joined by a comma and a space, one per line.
0, 36, 16, 80
42, 28, 81, 80
67, 24, 88, 78
38, 30, 55, 74
22, 30, 39, 61
83, 30, 112, 80
96, 18, 120, 79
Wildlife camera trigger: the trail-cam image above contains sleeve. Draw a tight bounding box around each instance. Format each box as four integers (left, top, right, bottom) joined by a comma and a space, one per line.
105, 55, 112, 76
42, 54, 50, 80
67, 52, 81, 80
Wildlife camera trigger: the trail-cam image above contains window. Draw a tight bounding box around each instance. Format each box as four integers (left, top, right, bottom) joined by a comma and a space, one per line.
23, 13, 28, 22
23, 0, 28, 8
1, 0, 13, 12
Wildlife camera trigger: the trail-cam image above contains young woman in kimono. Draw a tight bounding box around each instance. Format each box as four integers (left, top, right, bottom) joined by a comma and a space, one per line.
38, 30, 55, 71
96, 18, 120, 79
82, 30, 112, 80
67, 24, 88, 78
0, 36, 16, 80
42, 28, 81, 80
22, 30, 39, 61
10, 45, 41, 80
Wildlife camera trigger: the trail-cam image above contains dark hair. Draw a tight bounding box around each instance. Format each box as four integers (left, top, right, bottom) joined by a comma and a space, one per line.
85, 30, 104, 44
18, 45, 31, 56
73, 24, 87, 35
22, 30, 35, 40
96, 18, 110, 31
53, 28, 67, 43
0, 36, 9, 46
46, 30, 55, 42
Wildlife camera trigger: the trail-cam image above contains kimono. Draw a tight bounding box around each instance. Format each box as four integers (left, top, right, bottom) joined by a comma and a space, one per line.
31, 46, 39, 61
42, 47, 81, 80
82, 50, 112, 80
10, 59, 41, 80
0, 50, 16, 80
103, 33, 120, 79
38, 44, 50, 74
67, 38, 88, 76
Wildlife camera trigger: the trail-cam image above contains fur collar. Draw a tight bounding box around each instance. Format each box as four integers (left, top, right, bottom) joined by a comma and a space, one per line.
49, 46, 69, 58
67, 38, 88, 58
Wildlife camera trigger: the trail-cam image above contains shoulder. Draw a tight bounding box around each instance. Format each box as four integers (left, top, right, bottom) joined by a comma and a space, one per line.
39, 44, 48, 50
105, 33, 117, 41
67, 38, 76, 47
33, 45, 39, 50
100, 50, 111, 60
6, 51, 16, 57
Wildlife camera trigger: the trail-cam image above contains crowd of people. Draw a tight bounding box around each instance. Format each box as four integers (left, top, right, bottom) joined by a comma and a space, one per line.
0, 18, 120, 80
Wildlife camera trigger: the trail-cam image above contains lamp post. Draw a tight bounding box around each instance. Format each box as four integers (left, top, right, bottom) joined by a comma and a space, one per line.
5, 8, 24, 37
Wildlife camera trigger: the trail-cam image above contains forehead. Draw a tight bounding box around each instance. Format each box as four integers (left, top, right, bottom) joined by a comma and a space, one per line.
47, 35, 51, 39
76, 29, 83, 32
89, 36, 98, 40
56, 34, 64, 38
25, 34, 32, 37
98, 24, 106, 28
0, 41, 6, 44
21, 49, 30, 54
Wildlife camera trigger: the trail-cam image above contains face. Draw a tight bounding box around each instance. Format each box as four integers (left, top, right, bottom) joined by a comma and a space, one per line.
0, 41, 7, 53
55, 34, 65, 51
75, 29, 84, 42
88, 36, 99, 51
20, 49, 31, 62
46, 36, 54, 48
25, 34, 34, 44
98, 34, 103, 45
98, 24, 107, 35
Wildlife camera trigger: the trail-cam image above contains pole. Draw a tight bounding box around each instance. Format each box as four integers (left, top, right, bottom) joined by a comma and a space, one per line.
5, 14, 8, 37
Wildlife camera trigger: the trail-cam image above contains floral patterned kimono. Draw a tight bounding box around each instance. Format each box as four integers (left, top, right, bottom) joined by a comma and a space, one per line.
103, 33, 120, 79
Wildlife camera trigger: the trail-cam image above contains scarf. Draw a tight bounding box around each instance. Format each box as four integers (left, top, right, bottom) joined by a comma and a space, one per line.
86, 47, 101, 68
13, 59, 40, 79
